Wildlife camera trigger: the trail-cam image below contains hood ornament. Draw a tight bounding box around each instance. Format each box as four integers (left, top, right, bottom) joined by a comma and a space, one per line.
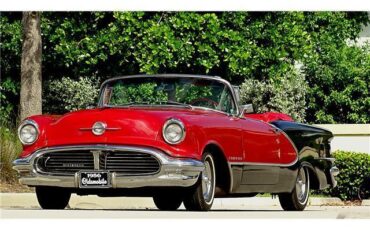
92, 122, 106, 136
80, 122, 121, 135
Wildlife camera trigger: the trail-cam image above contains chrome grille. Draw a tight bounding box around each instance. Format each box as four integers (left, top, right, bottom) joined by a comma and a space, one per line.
36, 151, 94, 174
36, 149, 161, 176
99, 152, 160, 175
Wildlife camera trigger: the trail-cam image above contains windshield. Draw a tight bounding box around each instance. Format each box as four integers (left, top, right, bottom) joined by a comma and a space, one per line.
100, 77, 237, 114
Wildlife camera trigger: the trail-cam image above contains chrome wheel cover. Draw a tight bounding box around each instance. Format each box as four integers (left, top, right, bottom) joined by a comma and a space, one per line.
202, 155, 215, 205
296, 167, 309, 204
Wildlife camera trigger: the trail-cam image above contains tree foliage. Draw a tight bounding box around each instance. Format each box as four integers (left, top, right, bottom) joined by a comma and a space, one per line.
1, 12, 369, 123
43, 77, 99, 114
240, 66, 307, 122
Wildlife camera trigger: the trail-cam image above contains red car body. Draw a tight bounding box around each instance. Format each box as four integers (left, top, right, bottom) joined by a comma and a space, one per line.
21, 108, 297, 164
13, 74, 339, 211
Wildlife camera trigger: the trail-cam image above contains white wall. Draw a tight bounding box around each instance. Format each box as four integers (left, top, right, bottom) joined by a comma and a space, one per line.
314, 124, 370, 154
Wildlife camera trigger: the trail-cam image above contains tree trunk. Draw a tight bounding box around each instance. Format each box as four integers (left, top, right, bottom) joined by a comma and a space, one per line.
20, 12, 42, 121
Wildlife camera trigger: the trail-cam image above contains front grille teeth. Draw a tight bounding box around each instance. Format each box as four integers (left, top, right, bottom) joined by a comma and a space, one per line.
99, 151, 160, 175
36, 150, 161, 176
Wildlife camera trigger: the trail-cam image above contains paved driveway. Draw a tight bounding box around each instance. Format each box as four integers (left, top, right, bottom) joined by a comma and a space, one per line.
1, 193, 369, 219
1, 206, 370, 219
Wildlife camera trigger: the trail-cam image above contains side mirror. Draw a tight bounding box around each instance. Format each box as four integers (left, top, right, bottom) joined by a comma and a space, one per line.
240, 104, 254, 115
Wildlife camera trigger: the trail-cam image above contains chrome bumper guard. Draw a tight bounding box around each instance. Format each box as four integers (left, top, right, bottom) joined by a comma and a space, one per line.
13, 145, 204, 188
330, 166, 340, 188
319, 157, 339, 188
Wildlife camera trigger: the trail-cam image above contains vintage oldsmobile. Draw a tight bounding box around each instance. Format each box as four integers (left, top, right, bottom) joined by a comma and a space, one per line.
13, 74, 339, 211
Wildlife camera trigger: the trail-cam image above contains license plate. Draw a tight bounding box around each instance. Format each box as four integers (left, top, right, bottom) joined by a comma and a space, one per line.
79, 171, 110, 188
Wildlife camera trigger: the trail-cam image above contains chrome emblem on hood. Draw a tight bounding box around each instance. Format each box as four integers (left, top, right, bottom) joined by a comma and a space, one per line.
79, 122, 121, 134
92, 122, 106, 136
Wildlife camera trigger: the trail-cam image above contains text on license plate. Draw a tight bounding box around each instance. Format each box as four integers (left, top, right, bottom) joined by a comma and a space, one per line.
79, 171, 110, 188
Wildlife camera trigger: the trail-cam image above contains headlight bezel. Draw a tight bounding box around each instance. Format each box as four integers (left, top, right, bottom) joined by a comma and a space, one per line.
162, 118, 186, 145
18, 119, 39, 145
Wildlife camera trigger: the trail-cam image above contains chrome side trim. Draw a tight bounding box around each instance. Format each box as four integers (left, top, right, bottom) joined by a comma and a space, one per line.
229, 158, 299, 167
13, 145, 204, 188
227, 162, 234, 193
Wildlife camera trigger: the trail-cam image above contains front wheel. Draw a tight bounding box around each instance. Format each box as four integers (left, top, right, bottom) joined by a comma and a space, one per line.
36, 186, 71, 209
153, 194, 183, 210
183, 152, 216, 211
278, 167, 310, 211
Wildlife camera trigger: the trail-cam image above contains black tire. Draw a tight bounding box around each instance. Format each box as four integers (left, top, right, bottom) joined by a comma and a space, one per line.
36, 186, 71, 209
278, 167, 310, 211
153, 194, 183, 211
183, 152, 216, 211
358, 183, 370, 200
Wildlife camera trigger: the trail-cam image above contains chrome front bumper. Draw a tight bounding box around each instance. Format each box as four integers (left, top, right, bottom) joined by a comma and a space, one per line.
13, 145, 204, 188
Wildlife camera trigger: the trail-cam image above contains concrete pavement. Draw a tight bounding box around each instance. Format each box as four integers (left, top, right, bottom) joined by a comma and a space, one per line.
0, 193, 358, 209
1, 193, 369, 218
1, 205, 369, 219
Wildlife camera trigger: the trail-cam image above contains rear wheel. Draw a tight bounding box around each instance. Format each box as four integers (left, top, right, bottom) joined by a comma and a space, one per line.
279, 167, 310, 211
358, 181, 370, 200
153, 194, 183, 211
36, 186, 71, 209
183, 152, 216, 211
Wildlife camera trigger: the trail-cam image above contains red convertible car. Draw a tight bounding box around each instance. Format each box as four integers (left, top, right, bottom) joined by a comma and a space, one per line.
13, 74, 339, 211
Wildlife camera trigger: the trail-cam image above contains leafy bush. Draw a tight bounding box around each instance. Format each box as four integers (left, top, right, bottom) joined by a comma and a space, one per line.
0, 78, 20, 123
43, 77, 100, 114
239, 66, 307, 122
325, 151, 370, 200
305, 44, 370, 124
0, 122, 22, 183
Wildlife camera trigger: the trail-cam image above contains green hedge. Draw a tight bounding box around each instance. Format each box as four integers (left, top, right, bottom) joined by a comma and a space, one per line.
325, 151, 370, 200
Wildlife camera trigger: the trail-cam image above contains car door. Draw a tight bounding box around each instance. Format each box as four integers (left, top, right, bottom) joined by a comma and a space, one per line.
240, 117, 280, 164
235, 117, 281, 186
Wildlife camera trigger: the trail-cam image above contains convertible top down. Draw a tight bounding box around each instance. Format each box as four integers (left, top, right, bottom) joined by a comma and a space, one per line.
14, 74, 339, 211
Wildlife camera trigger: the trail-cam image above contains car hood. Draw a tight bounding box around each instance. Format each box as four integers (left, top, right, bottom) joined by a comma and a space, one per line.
41, 107, 210, 147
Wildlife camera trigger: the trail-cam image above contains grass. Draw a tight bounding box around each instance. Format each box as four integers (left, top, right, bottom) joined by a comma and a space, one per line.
0, 122, 22, 184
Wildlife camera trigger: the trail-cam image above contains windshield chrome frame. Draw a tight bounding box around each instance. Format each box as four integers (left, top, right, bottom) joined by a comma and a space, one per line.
97, 74, 240, 116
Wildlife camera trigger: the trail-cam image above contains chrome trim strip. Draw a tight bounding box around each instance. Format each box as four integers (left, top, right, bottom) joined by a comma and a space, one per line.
80, 128, 121, 131
317, 157, 335, 163
13, 145, 204, 188
227, 162, 234, 193
97, 74, 240, 116
92, 150, 101, 170
229, 158, 299, 167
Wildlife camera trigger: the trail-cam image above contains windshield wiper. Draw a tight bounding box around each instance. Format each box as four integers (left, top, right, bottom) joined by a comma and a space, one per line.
102, 101, 151, 108
157, 100, 193, 109
103, 100, 192, 109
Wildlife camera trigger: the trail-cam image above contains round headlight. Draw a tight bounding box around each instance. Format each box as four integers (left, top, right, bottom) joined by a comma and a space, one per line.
162, 119, 186, 144
18, 120, 39, 145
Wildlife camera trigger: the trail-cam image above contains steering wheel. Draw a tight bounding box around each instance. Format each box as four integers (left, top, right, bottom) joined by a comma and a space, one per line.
190, 98, 218, 109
